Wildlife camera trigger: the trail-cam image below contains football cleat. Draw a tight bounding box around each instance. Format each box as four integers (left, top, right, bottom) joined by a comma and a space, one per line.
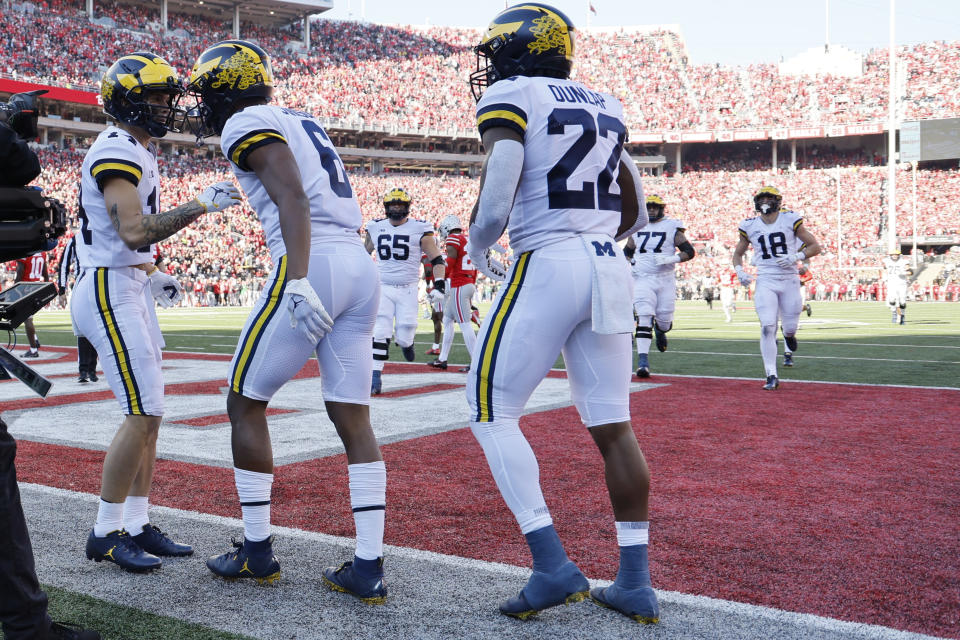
88, 371, 98, 382
762, 375, 779, 390
206, 537, 280, 584
783, 352, 794, 367
425, 347, 441, 355
428, 359, 448, 370
85, 529, 161, 572
22, 349, 39, 358
401, 344, 416, 362
322, 558, 387, 605
78, 373, 89, 383
653, 321, 668, 352
371, 370, 382, 395
499, 561, 589, 620
804, 303, 812, 317
635, 353, 650, 378
458, 366, 471, 373
131, 524, 193, 557
590, 584, 659, 624
783, 334, 798, 353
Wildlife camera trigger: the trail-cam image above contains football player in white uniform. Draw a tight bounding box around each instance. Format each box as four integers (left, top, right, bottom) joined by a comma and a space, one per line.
465, 4, 658, 624
623, 195, 695, 378
364, 188, 446, 394
187, 41, 388, 603
732, 186, 821, 389
75, 52, 242, 572
883, 250, 912, 324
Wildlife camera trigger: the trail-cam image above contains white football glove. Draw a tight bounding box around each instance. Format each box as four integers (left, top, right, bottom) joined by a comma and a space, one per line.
654, 254, 681, 266
429, 288, 445, 309
196, 181, 243, 213
775, 251, 805, 268
735, 265, 754, 287
284, 278, 334, 344
148, 270, 183, 308
467, 241, 508, 282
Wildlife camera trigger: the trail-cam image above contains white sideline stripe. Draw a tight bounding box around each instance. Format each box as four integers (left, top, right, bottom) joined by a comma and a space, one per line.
666, 350, 960, 365
677, 337, 960, 350
23, 484, 943, 640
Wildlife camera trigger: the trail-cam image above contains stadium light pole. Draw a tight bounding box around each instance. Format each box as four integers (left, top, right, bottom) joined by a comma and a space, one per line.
887, 0, 897, 255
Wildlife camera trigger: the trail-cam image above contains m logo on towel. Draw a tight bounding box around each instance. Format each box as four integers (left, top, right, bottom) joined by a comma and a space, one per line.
591, 241, 616, 257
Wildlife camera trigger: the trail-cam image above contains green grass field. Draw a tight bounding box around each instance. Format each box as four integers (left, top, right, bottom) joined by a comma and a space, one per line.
9, 300, 960, 637
24, 300, 960, 388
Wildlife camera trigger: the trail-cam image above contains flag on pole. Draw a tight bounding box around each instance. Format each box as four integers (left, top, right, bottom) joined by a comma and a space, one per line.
589, 1, 597, 14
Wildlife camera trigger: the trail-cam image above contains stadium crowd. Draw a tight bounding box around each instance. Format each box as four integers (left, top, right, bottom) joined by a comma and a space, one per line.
2, 0, 960, 133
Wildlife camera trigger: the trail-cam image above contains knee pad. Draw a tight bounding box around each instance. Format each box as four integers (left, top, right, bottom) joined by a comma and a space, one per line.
372, 338, 389, 361
635, 325, 652, 339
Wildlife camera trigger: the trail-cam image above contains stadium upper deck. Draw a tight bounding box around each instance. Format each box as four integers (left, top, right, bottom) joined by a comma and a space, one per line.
2, 0, 959, 140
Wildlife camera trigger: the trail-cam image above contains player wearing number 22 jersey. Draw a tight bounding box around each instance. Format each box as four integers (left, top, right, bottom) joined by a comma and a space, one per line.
187, 40, 390, 601
733, 186, 821, 390
466, 2, 658, 625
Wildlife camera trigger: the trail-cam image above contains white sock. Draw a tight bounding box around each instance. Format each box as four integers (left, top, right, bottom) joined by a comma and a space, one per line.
123, 495, 149, 535
615, 521, 650, 546
432, 342, 440, 350
349, 461, 387, 560
94, 498, 124, 537
470, 419, 552, 534
235, 467, 273, 542
439, 317, 456, 361
760, 325, 778, 376
459, 322, 477, 358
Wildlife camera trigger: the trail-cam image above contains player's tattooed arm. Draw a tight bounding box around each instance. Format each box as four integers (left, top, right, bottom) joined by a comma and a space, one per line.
104, 176, 204, 249
108, 201, 205, 247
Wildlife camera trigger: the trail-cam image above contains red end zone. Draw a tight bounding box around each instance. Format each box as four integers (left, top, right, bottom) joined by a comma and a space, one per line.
14, 374, 960, 637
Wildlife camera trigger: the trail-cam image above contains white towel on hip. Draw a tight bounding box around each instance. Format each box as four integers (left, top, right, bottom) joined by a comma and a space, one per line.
579, 234, 634, 335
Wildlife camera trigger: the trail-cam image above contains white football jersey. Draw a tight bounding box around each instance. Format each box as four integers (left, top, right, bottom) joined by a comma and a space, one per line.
631, 218, 685, 276
76, 126, 160, 268
476, 76, 628, 254
366, 217, 435, 285
883, 257, 910, 284
220, 105, 362, 259
739, 210, 804, 277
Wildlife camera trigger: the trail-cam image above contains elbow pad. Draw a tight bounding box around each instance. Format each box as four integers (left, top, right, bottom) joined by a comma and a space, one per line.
677, 241, 695, 258
472, 139, 523, 250
615, 150, 647, 241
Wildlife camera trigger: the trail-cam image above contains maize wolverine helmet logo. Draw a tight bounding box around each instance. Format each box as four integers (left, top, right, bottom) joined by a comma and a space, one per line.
470, 3, 575, 101
186, 40, 274, 138
527, 15, 568, 56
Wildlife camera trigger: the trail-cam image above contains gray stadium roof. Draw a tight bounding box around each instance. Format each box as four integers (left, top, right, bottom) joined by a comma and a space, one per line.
122, 0, 332, 26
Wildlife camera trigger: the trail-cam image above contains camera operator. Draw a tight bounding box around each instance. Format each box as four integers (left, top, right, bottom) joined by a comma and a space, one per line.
0, 90, 101, 640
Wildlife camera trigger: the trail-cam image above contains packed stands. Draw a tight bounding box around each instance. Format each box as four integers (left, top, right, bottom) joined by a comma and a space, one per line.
3, 0, 960, 133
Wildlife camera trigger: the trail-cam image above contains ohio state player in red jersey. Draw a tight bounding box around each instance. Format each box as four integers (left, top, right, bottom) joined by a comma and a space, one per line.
429, 215, 478, 372
14, 251, 48, 357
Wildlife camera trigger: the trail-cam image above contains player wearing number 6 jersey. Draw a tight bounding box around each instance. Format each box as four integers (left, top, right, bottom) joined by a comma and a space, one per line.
364, 188, 446, 395
466, 3, 658, 624
623, 195, 695, 378
732, 186, 821, 389
186, 40, 389, 602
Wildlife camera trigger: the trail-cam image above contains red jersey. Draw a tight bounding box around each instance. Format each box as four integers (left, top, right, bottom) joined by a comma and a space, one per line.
445, 233, 477, 288
799, 268, 813, 284
17, 253, 46, 282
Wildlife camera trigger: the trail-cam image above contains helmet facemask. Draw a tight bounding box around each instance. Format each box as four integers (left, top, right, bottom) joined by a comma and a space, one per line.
133, 88, 186, 138
647, 204, 665, 223
754, 195, 781, 215
470, 35, 509, 102
385, 202, 410, 222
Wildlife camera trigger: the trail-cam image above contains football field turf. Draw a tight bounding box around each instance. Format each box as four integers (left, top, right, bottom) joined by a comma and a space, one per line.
5, 300, 958, 639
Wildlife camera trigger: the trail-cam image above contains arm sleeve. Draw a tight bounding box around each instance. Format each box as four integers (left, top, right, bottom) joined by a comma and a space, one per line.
470, 139, 524, 250
0, 122, 41, 186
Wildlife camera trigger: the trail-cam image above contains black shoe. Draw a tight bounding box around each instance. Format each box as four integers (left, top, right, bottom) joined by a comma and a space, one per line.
428, 359, 448, 370
653, 321, 668, 352
78, 372, 89, 383
132, 524, 193, 557
207, 536, 281, 583
88, 371, 98, 382
48, 622, 102, 639
85, 529, 161, 572
762, 375, 779, 390
458, 366, 470, 373
401, 344, 416, 362
784, 333, 798, 353
804, 304, 812, 317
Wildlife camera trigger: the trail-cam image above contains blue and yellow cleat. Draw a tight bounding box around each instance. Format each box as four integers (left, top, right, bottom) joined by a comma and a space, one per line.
499, 561, 589, 620
784, 334, 798, 353
131, 524, 193, 557
653, 320, 668, 352
85, 529, 161, 573
371, 370, 382, 395
783, 352, 794, 367
635, 353, 650, 378
321, 557, 387, 605
206, 537, 280, 584
762, 375, 779, 390
401, 344, 416, 362
590, 584, 660, 624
